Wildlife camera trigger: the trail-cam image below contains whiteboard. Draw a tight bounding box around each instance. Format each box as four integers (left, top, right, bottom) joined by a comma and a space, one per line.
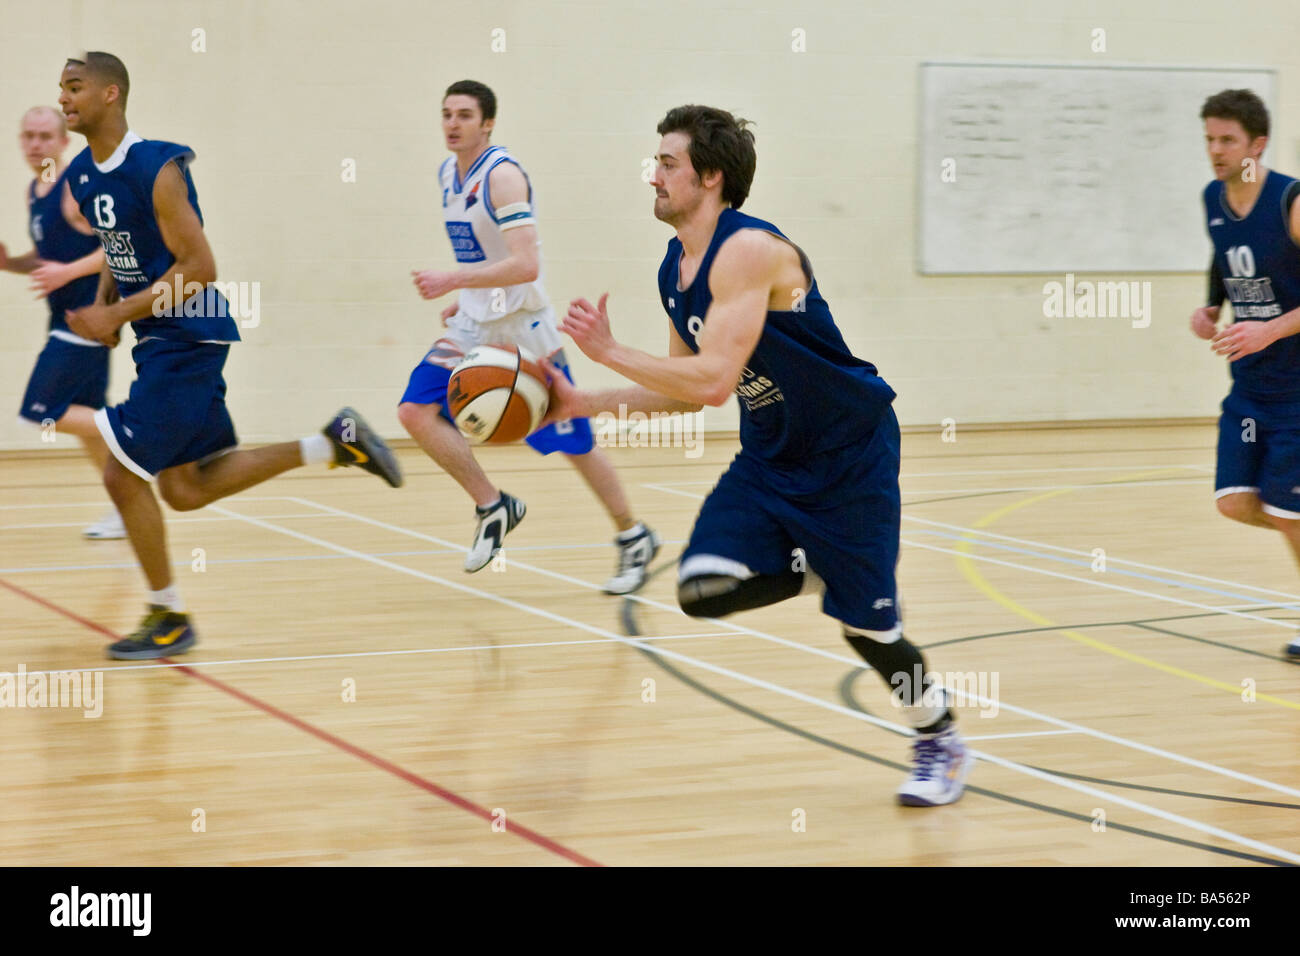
918, 61, 1276, 274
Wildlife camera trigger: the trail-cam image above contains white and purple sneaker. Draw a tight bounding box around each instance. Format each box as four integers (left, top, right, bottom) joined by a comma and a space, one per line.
897, 726, 974, 806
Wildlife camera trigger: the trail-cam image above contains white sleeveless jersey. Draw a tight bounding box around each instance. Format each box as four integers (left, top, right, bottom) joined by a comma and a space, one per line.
440, 145, 550, 323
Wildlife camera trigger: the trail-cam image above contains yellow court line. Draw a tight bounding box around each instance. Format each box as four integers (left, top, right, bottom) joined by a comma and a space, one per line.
951, 469, 1300, 711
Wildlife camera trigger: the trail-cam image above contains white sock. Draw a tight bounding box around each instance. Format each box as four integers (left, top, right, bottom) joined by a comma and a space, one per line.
148, 585, 184, 612
299, 433, 333, 466
616, 522, 645, 543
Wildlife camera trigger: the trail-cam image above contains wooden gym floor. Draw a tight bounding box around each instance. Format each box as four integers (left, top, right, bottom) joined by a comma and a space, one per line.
2, 423, 1298, 866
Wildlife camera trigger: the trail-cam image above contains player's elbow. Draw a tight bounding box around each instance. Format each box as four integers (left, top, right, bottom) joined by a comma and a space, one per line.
701, 384, 732, 408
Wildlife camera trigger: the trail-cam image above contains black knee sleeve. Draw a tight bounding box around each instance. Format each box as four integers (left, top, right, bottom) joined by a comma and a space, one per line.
678, 571, 803, 618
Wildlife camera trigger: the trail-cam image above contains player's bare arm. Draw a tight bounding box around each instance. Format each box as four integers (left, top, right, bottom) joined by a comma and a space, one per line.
563, 229, 778, 407
29, 183, 103, 296
0, 240, 40, 274
412, 162, 539, 301
68, 160, 214, 342
0, 188, 42, 273
541, 322, 702, 425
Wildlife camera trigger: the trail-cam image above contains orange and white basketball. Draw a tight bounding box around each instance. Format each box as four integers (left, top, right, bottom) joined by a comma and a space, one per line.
447, 344, 551, 445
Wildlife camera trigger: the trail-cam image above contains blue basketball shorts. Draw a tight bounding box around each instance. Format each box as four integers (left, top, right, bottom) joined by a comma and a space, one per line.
95, 338, 238, 480
680, 407, 903, 632
399, 342, 594, 456
18, 334, 110, 425
1215, 389, 1300, 518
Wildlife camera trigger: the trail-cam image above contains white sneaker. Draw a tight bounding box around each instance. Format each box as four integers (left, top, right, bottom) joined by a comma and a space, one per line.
603, 523, 661, 595
83, 508, 126, 540
464, 492, 525, 572
896, 726, 974, 806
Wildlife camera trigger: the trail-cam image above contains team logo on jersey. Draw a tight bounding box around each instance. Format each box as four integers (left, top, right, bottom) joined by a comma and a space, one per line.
1210, 217, 1224, 226
465, 182, 481, 210
446, 221, 486, 263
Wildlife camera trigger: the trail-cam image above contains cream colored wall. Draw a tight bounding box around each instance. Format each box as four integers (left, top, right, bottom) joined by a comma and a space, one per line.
3, 0, 1298, 451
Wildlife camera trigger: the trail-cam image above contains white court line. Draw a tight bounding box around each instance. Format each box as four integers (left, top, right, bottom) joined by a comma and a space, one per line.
14, 632, 742, 678
647, 464, 1213, 483
616, 489, 1300, 795
0, 537, 690, 576
0, 511, 339, 531
284, 495, 1300, 802
202, 500, 1300, 864
904, 514, 1300, 605
901, 540, 1297, 632
0, 495, 300, 510
964, 730, 1079, 741
899, 479, 1204, 494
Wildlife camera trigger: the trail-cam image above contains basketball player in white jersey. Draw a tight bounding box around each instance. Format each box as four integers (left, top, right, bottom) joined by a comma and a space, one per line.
400, 80, 659, 593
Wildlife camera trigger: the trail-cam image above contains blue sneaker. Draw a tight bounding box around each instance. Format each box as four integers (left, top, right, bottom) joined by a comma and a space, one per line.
897, 726, 974, 806
1285, 636, 1300, 661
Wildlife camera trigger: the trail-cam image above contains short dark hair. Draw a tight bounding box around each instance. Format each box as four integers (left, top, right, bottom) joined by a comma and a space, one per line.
656, 105, 756, 209
444, 80, 496, 121
65, 51, 130, 109
1201, 89, 1269, 141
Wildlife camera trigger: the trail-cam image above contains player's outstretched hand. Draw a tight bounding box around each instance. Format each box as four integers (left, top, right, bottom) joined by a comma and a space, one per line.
537, 356, 588, 429
1190, 305, 1219, 340
412, 269, 461, 301
1211, 319, 1276, 362
440, 302, 458, 326
29, 261, 71, 298
563, 293, 617, 364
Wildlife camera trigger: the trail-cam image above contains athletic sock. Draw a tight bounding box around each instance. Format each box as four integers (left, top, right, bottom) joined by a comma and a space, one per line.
148, 585, 184, 613
299, 433, 333, 466
616, 522, 645, 542
476, 496, 502, 516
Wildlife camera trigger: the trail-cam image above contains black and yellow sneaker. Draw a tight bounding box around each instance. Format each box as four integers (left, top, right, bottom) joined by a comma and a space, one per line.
106, 605, 197, 660
324, 406, 404, 488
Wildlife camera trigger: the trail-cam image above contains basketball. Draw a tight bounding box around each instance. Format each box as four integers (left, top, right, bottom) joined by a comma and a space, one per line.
447, 344, 551, 444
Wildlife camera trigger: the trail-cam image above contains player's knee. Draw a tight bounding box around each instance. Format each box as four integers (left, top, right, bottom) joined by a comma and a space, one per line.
103, 458, 146, 501
396, 401, 426, 435
677, 567, 804, 618
677, 574, 745, 618
1216, 493, 1258, 523
158, 481, 204, 512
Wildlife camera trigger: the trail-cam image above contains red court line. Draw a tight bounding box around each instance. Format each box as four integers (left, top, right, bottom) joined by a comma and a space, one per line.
0, 575, 602, 867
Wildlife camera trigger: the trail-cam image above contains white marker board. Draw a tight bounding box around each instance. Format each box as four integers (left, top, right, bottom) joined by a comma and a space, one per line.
918, 61, 1276, 274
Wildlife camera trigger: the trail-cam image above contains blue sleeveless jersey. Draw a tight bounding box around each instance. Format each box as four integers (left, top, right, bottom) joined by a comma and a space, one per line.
28, 169, 99, 334
1204, 170, 1300, 401
658, 208, 896, 468
65, 134, 239, 343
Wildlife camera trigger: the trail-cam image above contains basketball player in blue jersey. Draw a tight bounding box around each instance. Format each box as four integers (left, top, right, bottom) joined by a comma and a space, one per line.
546, 106, 973, 806
1, 105, 123, 539
1191, 89, 1300, 661
56, 52, 402, 660
400, 80, 659, 593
